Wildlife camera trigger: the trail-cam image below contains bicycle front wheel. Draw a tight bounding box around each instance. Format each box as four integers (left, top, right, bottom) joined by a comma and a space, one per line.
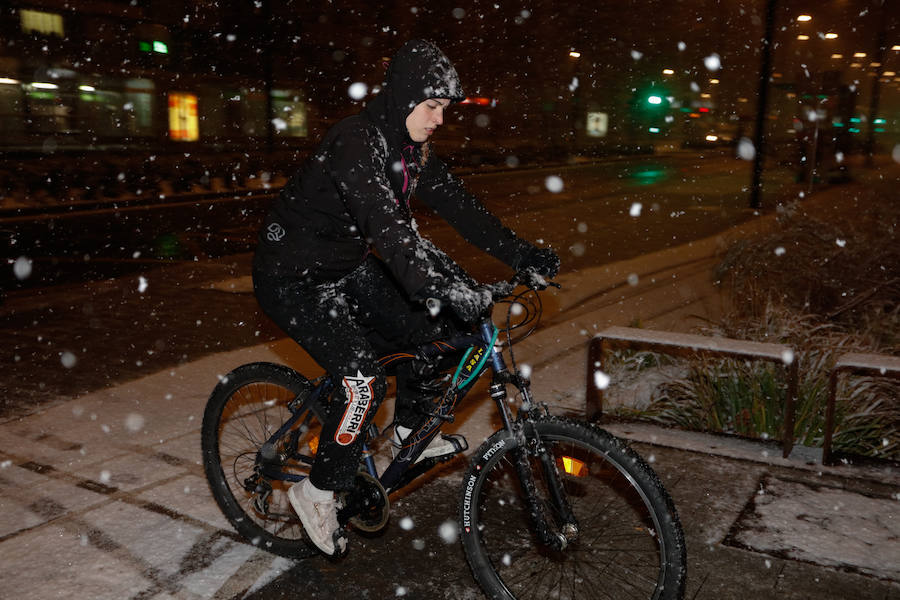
460, 416, 686, 600
201, 362, 323, 558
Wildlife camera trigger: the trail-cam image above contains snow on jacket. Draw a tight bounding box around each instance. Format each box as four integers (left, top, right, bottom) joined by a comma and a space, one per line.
253, 39, 535, 297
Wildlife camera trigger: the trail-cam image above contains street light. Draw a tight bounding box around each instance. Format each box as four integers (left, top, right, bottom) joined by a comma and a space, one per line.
569, 51, 581, 59
824, 33, 838, 39
797, 14, 812, 22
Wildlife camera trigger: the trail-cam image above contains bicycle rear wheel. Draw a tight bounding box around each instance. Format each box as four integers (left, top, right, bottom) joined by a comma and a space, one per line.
201, 362, 323, 558
460, 416, 686, 599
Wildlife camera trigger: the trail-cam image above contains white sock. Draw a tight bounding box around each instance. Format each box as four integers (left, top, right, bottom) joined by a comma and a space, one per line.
303, 478, 334, 501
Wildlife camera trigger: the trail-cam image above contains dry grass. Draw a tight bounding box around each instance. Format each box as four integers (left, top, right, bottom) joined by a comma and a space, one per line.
715, 189, 900, 346
615, 188, 899, 460
646, 305, 900, 459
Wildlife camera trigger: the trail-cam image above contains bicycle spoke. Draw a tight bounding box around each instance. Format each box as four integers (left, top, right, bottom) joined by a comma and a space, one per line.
461, 419, 684, 600
203, 364, 323, 557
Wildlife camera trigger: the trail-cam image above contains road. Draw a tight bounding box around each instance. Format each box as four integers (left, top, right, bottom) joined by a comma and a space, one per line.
3, 151, 768, 291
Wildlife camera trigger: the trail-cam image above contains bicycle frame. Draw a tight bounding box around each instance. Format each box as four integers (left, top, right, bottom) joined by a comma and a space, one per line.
257, 319, 510, 491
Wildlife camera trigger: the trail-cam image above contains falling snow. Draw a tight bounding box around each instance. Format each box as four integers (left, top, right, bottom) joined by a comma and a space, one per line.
438, 519, 458, 544
704, 53, 721, 71
544, 175, 564, 193
60, 351, 78, 369
594, 370, 611, 390
737, 138, 756, 161
13, 256, 32, 280
348, 82, 368, 100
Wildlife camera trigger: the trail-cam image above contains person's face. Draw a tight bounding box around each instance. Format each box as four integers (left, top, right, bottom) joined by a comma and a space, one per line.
405, 98, 450, 142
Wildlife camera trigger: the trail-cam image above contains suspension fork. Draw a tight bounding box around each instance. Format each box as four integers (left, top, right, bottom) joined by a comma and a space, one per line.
482, 323, 579, 550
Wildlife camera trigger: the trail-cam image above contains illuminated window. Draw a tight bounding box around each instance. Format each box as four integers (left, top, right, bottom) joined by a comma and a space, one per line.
271, 90, 308, 137
586, 112, 608, 137
21, 9, 64, 36
168, 92, 199, 141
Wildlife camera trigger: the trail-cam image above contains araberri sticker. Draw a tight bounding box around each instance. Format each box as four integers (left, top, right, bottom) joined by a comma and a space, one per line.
335, 371, 376, 445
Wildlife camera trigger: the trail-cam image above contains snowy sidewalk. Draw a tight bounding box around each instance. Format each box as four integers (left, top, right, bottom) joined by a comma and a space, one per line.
1, 214, 899, 598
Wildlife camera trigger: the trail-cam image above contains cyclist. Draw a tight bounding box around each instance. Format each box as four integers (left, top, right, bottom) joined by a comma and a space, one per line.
252, 39, 559, 556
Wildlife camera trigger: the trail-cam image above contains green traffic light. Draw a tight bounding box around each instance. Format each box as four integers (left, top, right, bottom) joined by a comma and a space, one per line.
647, 95, 663, 105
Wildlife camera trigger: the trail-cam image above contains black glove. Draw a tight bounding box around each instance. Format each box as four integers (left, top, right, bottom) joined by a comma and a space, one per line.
417, 277, 492, 325
519, 247, 560, 279
441, 280, 493, 324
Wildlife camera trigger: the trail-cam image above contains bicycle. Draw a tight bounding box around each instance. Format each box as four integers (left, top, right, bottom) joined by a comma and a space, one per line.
201, 273, 687, 599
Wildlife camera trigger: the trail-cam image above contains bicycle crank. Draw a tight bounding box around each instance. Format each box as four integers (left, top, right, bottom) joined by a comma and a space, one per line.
338, 471, 390, 533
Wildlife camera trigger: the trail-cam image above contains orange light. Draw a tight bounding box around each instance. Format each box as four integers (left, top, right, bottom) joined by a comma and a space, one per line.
308, 435, 319, 455
559, 456, 588, 477
461, 96, 494, 106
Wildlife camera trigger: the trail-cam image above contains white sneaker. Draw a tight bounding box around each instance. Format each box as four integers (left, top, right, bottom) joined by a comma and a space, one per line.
288, 479, 347, 556
393, 424, 456, 462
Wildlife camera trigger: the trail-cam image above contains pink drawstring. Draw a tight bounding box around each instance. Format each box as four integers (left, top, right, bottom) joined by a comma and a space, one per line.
400, 153, 409, 194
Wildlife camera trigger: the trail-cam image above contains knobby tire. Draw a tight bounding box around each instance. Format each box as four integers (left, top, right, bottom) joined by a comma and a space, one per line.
201, 361, 323, 558
459, 416, 687, 600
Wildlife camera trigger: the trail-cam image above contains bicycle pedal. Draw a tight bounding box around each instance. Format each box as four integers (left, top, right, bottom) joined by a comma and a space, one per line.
331, 528, 349, 557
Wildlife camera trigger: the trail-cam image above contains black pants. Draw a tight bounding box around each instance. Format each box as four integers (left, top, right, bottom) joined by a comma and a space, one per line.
253, 256, 455, 491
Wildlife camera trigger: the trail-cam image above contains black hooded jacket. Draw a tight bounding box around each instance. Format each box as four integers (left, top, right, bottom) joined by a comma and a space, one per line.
253, 39, 535, 298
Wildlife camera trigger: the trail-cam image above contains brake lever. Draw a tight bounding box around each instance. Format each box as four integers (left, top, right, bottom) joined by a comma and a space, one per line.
513, 269, 561, 292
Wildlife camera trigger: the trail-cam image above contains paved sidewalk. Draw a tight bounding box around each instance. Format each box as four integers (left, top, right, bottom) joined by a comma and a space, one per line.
2, 169, 899, 598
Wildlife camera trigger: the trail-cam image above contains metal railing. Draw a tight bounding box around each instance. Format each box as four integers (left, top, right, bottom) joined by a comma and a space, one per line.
586, 326, 799, 458
824, 352, 900, 464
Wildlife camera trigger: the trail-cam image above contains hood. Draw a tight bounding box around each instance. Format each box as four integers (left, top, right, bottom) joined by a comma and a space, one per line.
363, 39, 465, 149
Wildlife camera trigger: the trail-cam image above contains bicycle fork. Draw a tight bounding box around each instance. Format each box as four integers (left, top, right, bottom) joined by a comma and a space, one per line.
484, 333, 579, 551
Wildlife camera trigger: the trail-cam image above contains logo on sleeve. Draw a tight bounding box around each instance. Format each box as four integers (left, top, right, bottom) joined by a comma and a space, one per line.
335, 371, 376, 446
266, 222, 286, 242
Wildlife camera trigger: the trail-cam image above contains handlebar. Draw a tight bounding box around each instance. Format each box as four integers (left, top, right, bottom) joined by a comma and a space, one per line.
487, 269, 560, 302
423, 270, 559, 324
